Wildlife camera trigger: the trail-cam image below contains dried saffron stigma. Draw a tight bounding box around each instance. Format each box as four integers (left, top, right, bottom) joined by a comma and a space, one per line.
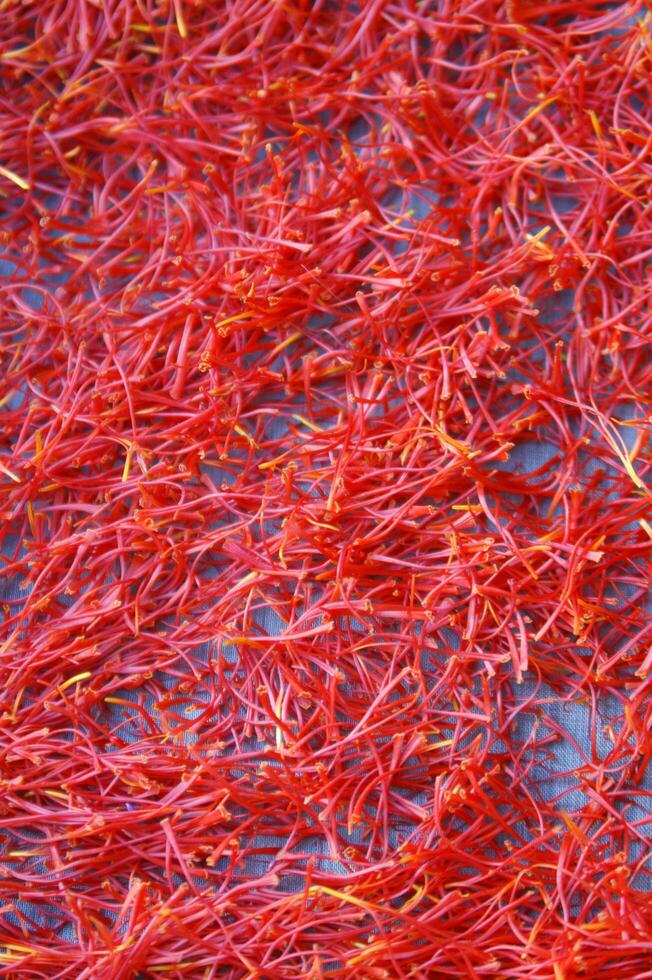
0, 1, 651, 977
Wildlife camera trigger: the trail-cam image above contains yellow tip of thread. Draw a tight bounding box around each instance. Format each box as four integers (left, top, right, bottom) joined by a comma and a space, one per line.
588, 109, 603, 141
0, 165, 30, 190
122, 445, 134, 482
640, 519, 652, 540
59, 671, 91, 692
522, 95, 558, 126
174, 0, 187, 38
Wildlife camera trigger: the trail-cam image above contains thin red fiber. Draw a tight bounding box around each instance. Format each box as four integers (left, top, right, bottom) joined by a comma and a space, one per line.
0, 1, 651, 977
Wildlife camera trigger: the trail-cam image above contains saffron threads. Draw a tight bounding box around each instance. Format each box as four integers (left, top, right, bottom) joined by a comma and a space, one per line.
0, 1, 651, 976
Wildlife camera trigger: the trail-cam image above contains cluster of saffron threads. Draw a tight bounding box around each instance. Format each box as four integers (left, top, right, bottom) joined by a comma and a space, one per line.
0, 0, 651, 977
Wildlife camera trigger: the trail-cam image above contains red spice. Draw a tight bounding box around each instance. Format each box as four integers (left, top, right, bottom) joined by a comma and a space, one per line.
0, 0, 651, 976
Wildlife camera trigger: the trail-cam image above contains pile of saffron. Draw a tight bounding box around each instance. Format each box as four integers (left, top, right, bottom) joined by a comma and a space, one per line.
0, 1, 651, 976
